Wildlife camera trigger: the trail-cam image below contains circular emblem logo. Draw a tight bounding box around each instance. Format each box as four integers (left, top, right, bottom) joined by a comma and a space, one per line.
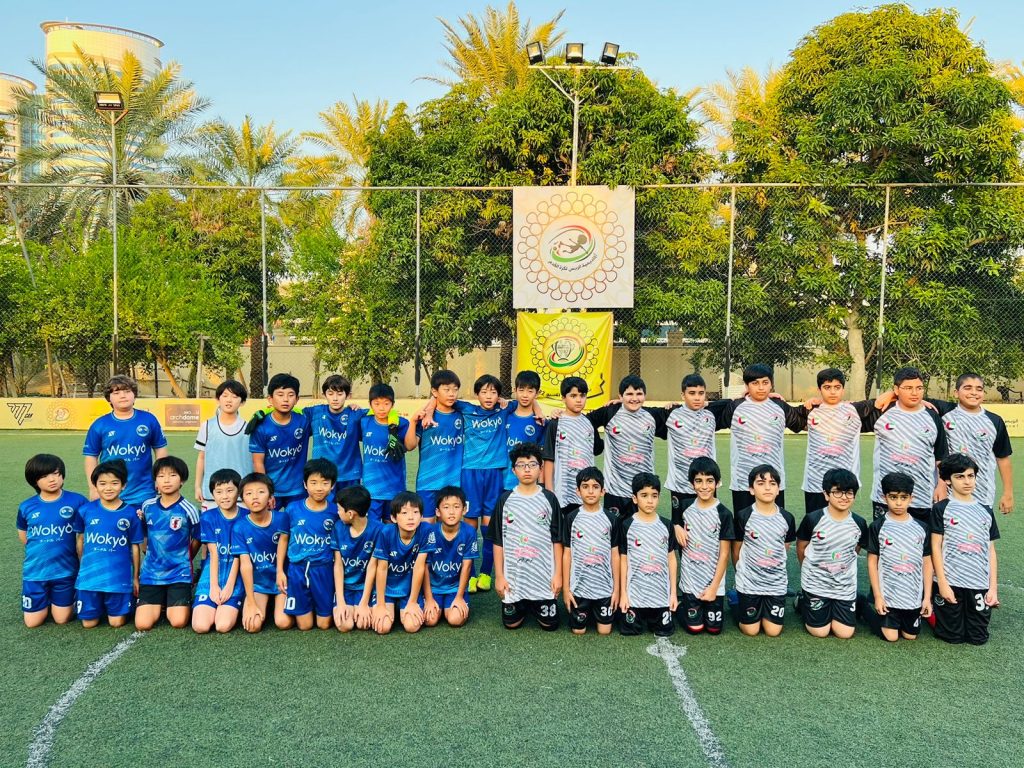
117, 518, 131, 531
59, 506, 75, 519
136, 424, 150, 437
529, 316, 601, 390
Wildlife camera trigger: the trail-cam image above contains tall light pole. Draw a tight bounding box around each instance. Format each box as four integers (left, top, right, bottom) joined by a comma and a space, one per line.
527, 42, 624, 186
94, 91, 128, 373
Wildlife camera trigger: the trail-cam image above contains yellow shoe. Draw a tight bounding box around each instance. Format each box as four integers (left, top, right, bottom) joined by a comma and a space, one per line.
477, 573, 492, 592
468, 576, 478, 594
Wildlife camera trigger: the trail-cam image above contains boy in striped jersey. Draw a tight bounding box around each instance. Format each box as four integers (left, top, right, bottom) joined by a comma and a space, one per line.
491, 443, 563, 631
542, 376, 604, 509
619, 473, 677, 637
561, 467, 620, 635
863, 472, 932, 642
931, 454, 1000, 645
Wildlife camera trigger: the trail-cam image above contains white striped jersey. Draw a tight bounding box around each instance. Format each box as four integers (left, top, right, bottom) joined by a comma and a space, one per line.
489, 488, 561, 603
796, 509, 868, 600
937, 404, 1012, 507
618, 515, 675, 608
930, 499, 999, 591
866, 515, 930, 610
665, 406, 719, 494
678, 502, 734, 596
802, 401, 870, 493
588, 405, 667, 497
871, 405, 946, 508
561, 505, 620, 600
733, 505, 796, 596
721, 397, 802, 491
542, 414, 599, 507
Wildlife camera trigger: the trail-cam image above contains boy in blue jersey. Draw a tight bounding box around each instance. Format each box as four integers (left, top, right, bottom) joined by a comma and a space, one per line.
405, 370, 465, 523
331, 485, 381, 632
192, 468, 245, 634
360, 383, 410, 522
18, 454, 87, 627
73, 460, 144, 628
424, 486, 478, 628
135, 456, 201, 631
83, 375, 168, 506
248, 373, 310, 509
276, 458, 339, 630
234, 473, 291, 632
503, 370, 547, 492
371, 491, 440, 634
305, 374, 365, 492
194, 380, 252, 510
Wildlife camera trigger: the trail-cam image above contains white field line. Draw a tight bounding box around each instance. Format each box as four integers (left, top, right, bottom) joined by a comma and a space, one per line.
26, 631, 146, 768
647, 637, 730, 768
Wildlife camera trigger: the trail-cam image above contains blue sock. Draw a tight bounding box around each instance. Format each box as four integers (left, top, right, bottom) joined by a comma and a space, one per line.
481, 538, 494, 576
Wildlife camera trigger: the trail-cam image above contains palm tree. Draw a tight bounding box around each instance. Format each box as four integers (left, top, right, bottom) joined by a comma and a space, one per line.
180, 115, 298, 187
700, 65, 783, 154
996, 60, 1023, 133
11, 45, 207, 240
425, 1, 565, 100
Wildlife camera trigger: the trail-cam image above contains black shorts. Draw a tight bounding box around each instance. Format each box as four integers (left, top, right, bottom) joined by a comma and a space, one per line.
137, 582, 192, 608
804, 491, 826, 517
568, 596, 614, 630
670, 492, 697, 527
736, 592, 786, 626
932, 587, 992, 645
800, 591, 856, 628
880, 607, 923, 636
619, 606, 674, 637
604, 493, 634, 519
871, 502, 930, 523
502, 599, 559, 631
676, 593, 725, 634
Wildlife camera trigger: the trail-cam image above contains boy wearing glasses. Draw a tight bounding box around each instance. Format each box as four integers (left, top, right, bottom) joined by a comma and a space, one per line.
795, 468, 868, 638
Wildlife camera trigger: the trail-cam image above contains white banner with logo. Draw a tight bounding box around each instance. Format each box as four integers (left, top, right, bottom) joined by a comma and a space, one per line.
513, 185, 635, 308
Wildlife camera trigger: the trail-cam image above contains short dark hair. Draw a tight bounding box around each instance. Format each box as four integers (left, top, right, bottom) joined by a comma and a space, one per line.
92, 459, 128, 486
743, 364, 773, 385
436, 485, 467, 509
336, 485, 371, 517
304, 458, 338, 484
880, 472, 915, 496
514, 370, 541, 389
368, 383, 395, 403
152, 455, 189, 482
576, 466, 605, 489
239, 472, 275, 497
955, 372, 984, 390
216, 379, 248, 402
209, 468, 242, 494
688, 456, 721, 484
104, 374, 138, 400
267, 373, 301, 397
816, 368, 846, 388
747, 463, 780, 487
25, 453, 65, 491
509, 442, 543, 465
681, 374, 706, 390
561, 376, 588, 397
322, 374, 352, 395
632, 472, 661, 494
474, 374, 502, 396
390, 490, 423, 518
821, 468, 859, 495
618, 375, 646, 395
893, 367, 924, 387
939, 452, 980, 481
430, 369, 461, 390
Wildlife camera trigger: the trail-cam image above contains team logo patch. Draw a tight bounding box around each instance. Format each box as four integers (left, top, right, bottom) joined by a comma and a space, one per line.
687, 607, 699, 619
814, 531, 825, 540
934, 596, 945, 606
525, 424, 536, 437
59, 506, 75, 519
809, 598, 825, 611
116, 518, 131, 531
294, 428, 304, 439
503, 604, 517, 616
169, 515, 184, 531
745, 606, 757, 618
136, 424, 150, 437
323, 519, 334, 531
272, 532, 282, 543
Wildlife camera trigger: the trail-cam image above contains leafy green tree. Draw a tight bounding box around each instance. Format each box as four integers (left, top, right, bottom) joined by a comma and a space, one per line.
0, 242, 37, 394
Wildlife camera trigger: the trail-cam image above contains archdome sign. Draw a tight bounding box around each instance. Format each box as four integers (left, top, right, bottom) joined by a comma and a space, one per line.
513, 185, 635, 309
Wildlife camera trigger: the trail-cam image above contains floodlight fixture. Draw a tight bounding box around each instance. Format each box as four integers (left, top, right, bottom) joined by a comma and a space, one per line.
526, 41, 545, 66
94, 91, 124, 111
600, 42, 619, 66
565, 43, 584, 65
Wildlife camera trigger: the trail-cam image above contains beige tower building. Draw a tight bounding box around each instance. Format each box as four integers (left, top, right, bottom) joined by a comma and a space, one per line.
0, 74, 37, 178
41, 22, 163, 75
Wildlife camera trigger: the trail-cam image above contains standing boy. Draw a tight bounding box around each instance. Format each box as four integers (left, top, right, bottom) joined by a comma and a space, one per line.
543, 376, 604, 509
360, 383, 410, 522
248, 373, 310, 509
194, 380, 252, 510
305, 374, 365, 491
405, 370, 465, 523
503, 370, 547, 492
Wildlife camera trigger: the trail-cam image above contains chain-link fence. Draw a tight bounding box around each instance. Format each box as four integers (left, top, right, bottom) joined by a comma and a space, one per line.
2, 182, 1023, 401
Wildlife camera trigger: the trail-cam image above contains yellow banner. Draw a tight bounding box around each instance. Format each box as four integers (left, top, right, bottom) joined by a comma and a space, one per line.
516, 312, 613, 409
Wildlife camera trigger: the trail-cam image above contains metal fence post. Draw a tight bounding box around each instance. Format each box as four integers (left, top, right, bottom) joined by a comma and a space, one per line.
723, 185, 737, 389
415, 189, 422, 397
875, 185, 891, 395
260, 190, 269, 387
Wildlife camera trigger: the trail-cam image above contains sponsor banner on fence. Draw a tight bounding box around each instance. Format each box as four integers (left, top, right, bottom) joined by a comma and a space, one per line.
513, 185, 634, 309
516, 312, 614, 409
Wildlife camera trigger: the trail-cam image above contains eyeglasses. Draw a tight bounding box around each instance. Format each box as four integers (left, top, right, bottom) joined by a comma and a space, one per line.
514, 461, 540, 470
897, 385, 924, 393
828, 489, 856, 499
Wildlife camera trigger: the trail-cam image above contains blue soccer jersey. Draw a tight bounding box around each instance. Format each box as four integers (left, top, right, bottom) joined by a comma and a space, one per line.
139, 496, 200, 585
283, 500, 338, 565
360, 414, 410, 500
231, 511, 288, 595
416, 409, 464, 491
196, 508, 243, 594
504, 412, 546, 489
457, 401, 514, 470
373, 522, 442, 599
83, 410, 168, 505
428, 522, 479, 595
248, 411, 310, 498
332, 516, 384, 591
17, 491, 88, 581
73, 500, 144, 593
306, 404, 365, 483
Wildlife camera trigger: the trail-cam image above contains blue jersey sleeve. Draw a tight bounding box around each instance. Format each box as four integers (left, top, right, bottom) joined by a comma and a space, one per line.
373, 525, 393, 561
83, 418, 103, 457
129, 508, 144, 545
16, 500, 29, 531
248, 424, 268, 454
200, 514, 216, 544
230, 523, 247, 556
148, 414, 168, 450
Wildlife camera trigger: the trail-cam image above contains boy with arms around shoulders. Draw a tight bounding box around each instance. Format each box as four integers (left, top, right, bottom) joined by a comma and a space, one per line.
360, 383, 411, 523
405, 369, 465, 524
503, 370, 548, 492
248, 373, 310, 509
542, 376, 604, 510
305, 374, 365, 492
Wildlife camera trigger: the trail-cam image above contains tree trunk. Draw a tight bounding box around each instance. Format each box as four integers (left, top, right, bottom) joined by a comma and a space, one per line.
845, 305, 868, 399
156, 353, 187, 398
499, 331, 514, 395
628, 340, 642, 377
250, 329, 266, 398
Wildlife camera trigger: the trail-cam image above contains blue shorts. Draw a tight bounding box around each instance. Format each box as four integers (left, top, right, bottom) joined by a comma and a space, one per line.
419, 490, 439, 519
382, 593, 425, 612
435, 592, 470, 611
76, 590, 133, 621
275, 493, 305, 510
461, 468, 504, 520
369, 498, 390, 523
192, 588, 244, 611
343, 588, 377, 607
23, 576, 76, 612
284, 561, 335, 617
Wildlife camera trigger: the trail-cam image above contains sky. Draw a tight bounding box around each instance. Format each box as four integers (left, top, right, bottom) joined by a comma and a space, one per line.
2, 0, 1021, 138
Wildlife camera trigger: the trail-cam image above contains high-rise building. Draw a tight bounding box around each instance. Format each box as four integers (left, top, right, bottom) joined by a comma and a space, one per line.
41, 22, 163, 75
0, 73, 37, 178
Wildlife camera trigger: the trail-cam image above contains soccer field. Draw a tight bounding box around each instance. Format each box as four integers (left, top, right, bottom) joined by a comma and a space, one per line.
3, 432, 1023, 768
